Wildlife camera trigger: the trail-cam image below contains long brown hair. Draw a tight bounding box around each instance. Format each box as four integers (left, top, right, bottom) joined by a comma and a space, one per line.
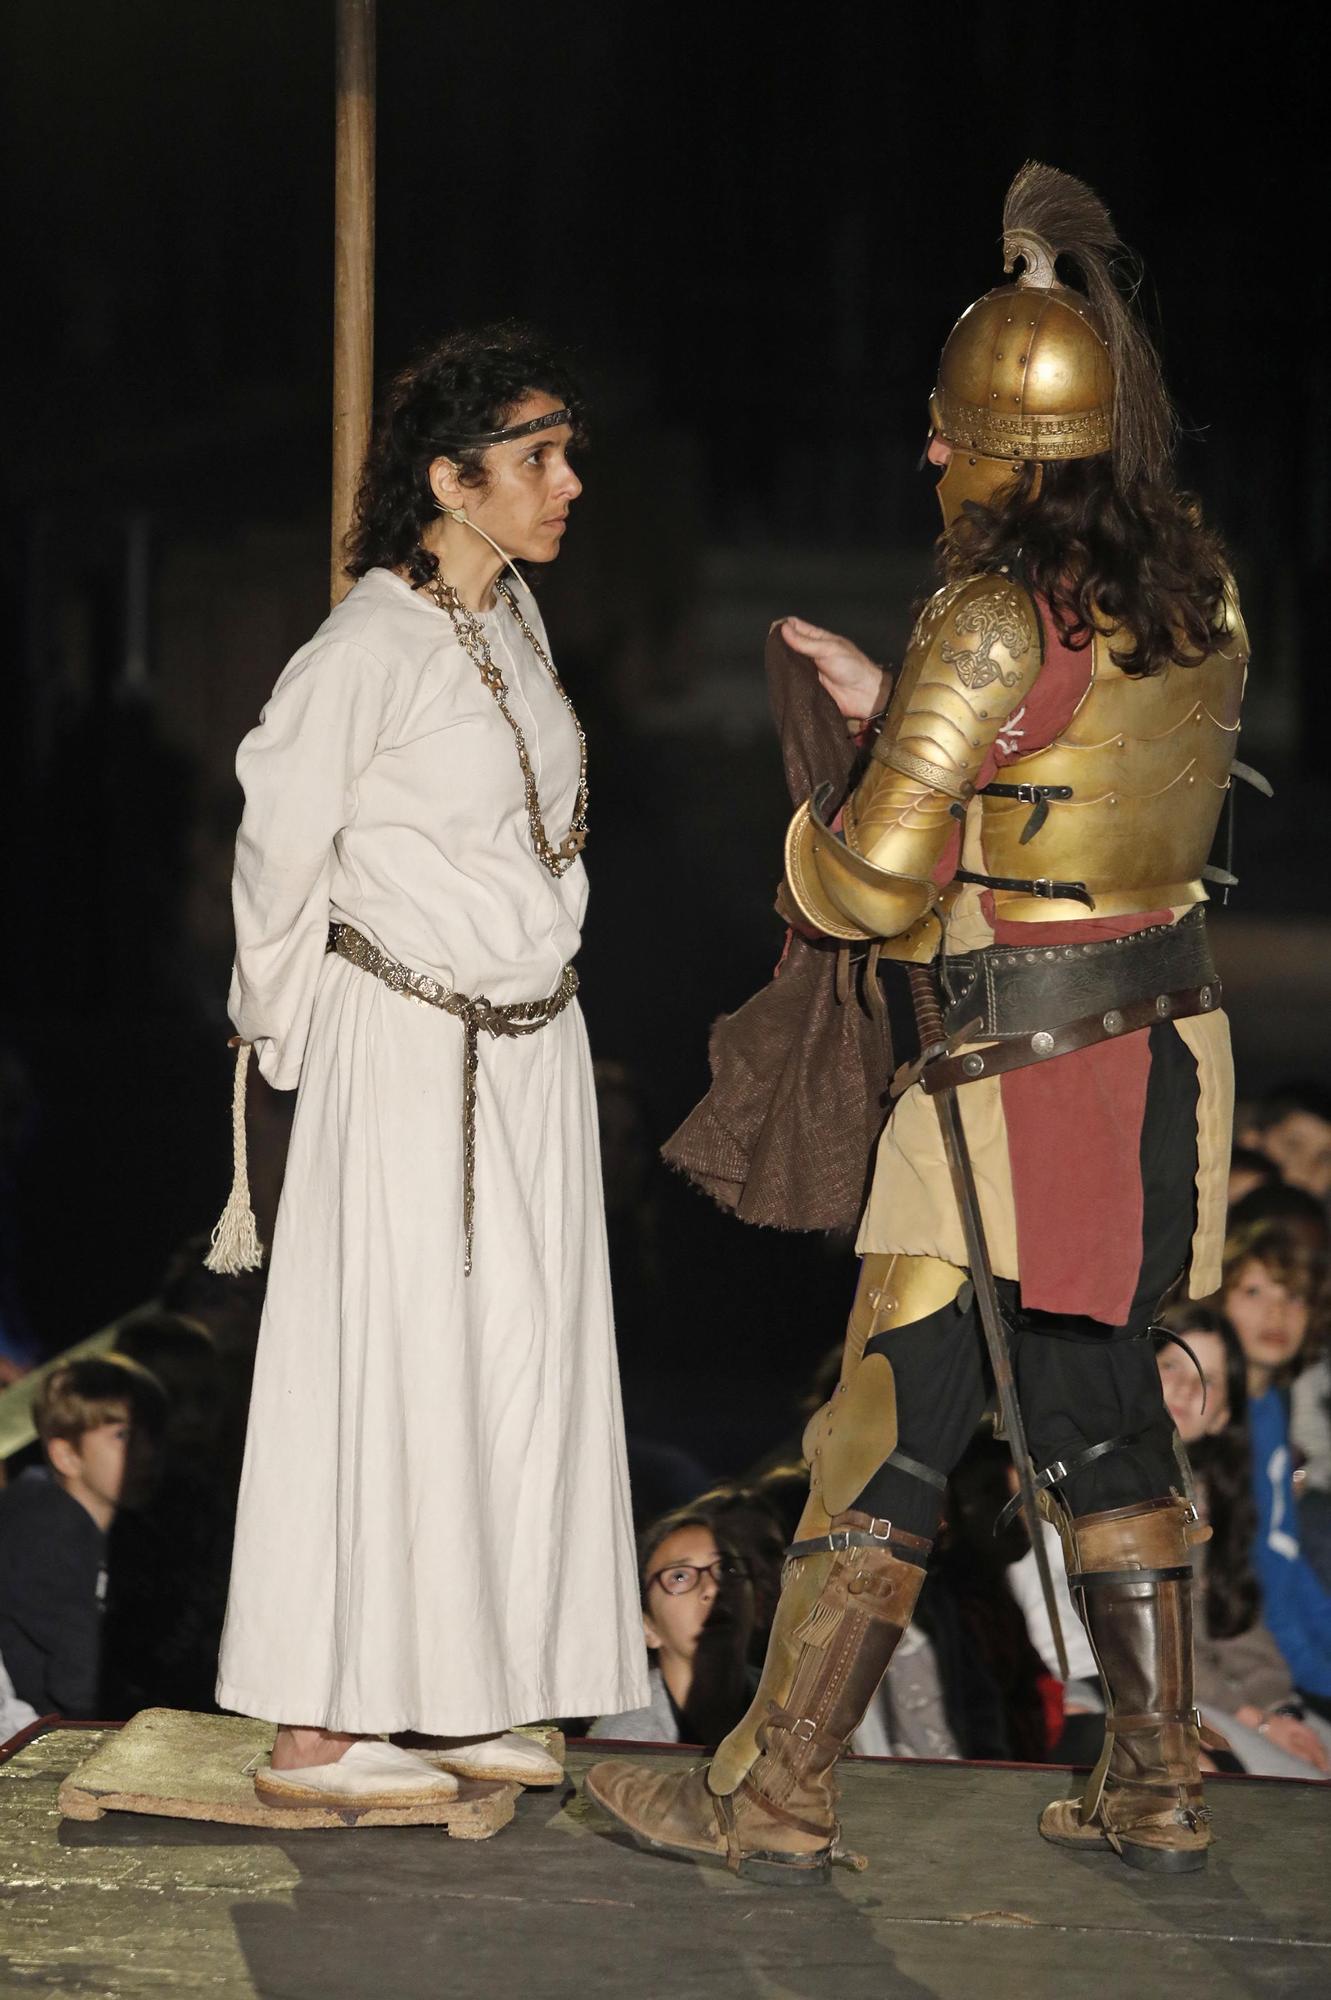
940, 456, 1232, 679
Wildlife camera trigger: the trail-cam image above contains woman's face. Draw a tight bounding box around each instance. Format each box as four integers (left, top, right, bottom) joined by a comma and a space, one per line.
642, 1524, 743, 1667
1157, 1331, 1230, 1445
1225, 1257, 1311, 1379
440, 389, 582, 565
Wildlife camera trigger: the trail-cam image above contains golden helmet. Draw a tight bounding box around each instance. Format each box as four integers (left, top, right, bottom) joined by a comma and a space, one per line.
926, 163, 1169, 522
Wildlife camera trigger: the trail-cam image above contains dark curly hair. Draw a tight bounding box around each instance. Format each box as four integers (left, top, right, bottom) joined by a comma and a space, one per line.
1155, 1304, 1259, 1641
344, 322, 585, 589
939, 455, 1233, 680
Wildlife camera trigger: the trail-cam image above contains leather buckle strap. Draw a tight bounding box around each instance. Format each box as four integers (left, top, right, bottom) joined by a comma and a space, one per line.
1068, 1563, 1194, 1590
994, 1430, 1144, 1535
785, 1512, 933, 1565
954, 865, 1094, 907
977, 781, 1074, 846
920, 980, 1223, 1095
882, 1447, 948, 1494
737, 1776, 835, 1842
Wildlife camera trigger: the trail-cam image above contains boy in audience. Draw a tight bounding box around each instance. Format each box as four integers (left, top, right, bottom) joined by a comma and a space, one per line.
0, 1357, 158, 1717
1239, 1083, 1331, 1202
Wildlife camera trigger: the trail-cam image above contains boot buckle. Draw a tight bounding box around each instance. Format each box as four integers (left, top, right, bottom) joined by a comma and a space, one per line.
791, 1717, 818, 1743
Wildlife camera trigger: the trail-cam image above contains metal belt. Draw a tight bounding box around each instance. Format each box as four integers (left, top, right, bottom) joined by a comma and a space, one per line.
328, 923, 578, 1276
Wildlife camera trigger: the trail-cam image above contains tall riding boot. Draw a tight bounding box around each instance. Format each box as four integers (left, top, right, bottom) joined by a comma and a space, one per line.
1040, 1495, 1213, 1873
585, 1513, 929, 1884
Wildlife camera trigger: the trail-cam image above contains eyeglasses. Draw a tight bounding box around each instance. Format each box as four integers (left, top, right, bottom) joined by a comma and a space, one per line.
645, 1557, 751, 1598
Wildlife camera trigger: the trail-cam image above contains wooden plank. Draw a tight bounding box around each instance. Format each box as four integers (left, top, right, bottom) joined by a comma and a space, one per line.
56, 1707, 516, 1836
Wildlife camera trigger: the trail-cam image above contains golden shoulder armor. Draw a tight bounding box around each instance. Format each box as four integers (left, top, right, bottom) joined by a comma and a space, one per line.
784, 574, 1043, 942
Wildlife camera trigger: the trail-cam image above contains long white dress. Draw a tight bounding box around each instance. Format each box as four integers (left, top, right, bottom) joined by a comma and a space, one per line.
215, 566, 649, 1734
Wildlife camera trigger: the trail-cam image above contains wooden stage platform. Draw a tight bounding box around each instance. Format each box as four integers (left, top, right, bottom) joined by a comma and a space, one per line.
1, 1724, 1326, 1999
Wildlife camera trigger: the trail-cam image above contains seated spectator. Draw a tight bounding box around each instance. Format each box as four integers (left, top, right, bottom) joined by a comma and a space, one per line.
101, 1313, 234, 1716
1215, 1220, 1331, 1719
592, 1508, 755, 1747
682, 1483, 788, 1662
1238, 1082, 1331, 1201
1157, 1302, 1331, 1778
1226, 1184, 1331, 1531
0, 1357, 162, 1718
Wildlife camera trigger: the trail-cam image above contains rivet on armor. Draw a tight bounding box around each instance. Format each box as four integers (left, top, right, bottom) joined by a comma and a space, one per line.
962, 1053, 985, 1077
1045, 949, 1056, 961
1199, 986, 1213, 1009
1031, 1030, 1055, 1056
1063, 948, 1076, 960
1103, 1010, 1123, 1034
1155, 994, 1172, 1017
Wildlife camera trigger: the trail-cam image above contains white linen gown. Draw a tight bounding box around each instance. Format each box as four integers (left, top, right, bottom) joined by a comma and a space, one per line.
216, 566, 649, 1733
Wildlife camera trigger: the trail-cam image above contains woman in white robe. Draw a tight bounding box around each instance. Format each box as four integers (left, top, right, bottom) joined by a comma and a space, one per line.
215, 329, 648, 1806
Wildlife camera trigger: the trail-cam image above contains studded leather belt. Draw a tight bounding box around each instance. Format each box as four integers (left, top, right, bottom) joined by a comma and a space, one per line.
889, 910, 1222, 1098
939, 906, 1216, 1042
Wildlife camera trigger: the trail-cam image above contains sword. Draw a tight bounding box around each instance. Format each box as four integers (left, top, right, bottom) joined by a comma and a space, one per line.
907, 964, 1071, 1679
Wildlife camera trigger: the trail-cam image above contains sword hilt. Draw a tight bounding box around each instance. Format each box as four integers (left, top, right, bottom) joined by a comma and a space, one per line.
907, 964, 945, 1046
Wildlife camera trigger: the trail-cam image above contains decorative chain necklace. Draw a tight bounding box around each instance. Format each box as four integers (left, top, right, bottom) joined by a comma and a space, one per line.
425, 574, 589, 876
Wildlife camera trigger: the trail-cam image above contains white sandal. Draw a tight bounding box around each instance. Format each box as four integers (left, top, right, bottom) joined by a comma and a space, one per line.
254, 1738, 460, 1809
415, 1732, 563, 1787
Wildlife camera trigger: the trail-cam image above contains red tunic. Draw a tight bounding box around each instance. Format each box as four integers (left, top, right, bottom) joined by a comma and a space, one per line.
982, 604, 1169, 1325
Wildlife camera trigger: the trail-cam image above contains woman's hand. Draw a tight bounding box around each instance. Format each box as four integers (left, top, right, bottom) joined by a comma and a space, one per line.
1261, 1712, 1331, 1771
781, 616, 890, 724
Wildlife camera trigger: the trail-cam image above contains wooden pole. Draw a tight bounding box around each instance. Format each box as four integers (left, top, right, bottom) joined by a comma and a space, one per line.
330, 0, 376, 606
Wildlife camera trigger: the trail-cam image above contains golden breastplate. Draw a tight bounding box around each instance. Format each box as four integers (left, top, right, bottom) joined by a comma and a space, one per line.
974, 598, 1249, 923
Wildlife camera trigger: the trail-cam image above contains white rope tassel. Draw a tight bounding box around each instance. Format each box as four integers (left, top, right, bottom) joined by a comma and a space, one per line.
204, 1041, 265, 1275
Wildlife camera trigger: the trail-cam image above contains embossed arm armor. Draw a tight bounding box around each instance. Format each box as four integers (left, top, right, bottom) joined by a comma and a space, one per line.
784, 575, 1043, 941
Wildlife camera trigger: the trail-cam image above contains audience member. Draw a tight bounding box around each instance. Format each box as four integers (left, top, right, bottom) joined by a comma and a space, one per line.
1216, 1221, 1331, 1718
1226, 1183, 1331, 1535
0, 1357, 162, 1718
1238, 1082, 1331, 1201
1157, 1303, 1331, 1777
100, 1312, 235, 1716
592, 1508, 755, 1747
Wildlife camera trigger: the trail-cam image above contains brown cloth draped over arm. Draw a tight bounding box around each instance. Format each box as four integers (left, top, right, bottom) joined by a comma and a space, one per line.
661, 624, 895, 1232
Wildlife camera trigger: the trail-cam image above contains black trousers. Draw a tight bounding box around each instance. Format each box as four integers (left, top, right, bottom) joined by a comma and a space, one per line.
855, 1026, 1201, 1539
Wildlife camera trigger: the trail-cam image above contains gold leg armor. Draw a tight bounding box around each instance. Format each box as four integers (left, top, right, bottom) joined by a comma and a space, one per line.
708, 1253, 964, 1797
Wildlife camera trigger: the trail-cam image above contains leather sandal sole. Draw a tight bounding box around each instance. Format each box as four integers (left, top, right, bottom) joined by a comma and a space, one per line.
253, 1777, 458, 1810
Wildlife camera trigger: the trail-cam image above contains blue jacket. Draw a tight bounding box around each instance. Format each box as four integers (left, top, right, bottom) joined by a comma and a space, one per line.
1249, 1387, 1331, 1700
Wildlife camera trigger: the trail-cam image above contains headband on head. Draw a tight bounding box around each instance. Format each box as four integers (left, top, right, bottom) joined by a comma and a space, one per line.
435, 407, 573, 452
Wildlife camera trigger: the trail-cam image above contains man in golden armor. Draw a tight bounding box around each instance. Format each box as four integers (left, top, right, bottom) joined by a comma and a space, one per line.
588, 164, 1256, 1880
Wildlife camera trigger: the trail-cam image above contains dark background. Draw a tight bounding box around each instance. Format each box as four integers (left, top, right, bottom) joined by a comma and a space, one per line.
2, 2, 1326, 1470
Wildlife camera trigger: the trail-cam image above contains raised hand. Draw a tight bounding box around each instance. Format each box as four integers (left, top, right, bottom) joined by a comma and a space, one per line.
781, 616, 891, 724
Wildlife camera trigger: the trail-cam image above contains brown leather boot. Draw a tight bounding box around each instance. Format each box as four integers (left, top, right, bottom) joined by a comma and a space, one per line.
1039, 1495, 1214, 1874
584, 1513, 929, 1884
